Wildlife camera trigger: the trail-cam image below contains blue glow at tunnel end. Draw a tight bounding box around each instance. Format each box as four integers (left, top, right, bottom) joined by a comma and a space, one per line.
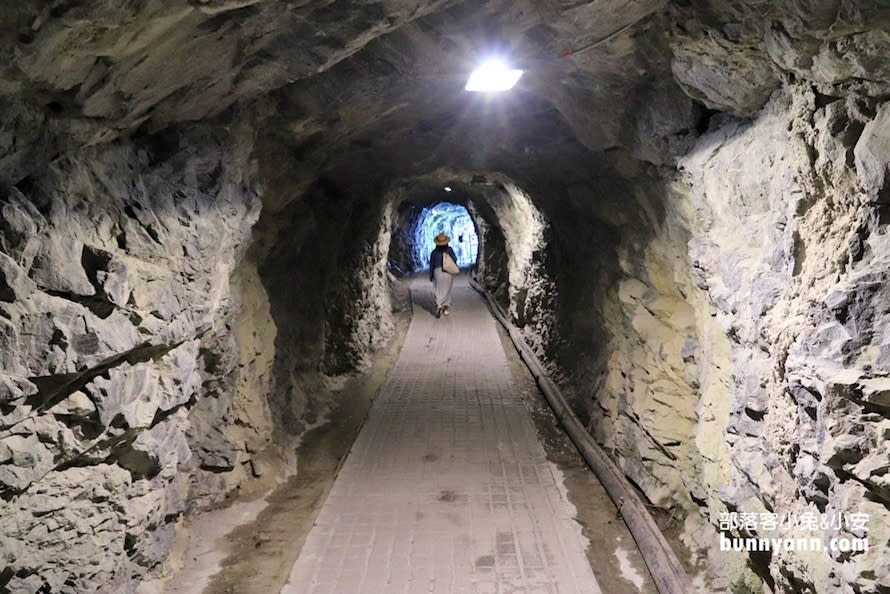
414, 202, 479, 270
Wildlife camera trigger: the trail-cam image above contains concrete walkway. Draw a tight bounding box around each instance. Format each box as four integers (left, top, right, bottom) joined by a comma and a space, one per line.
282, 275, 601, 594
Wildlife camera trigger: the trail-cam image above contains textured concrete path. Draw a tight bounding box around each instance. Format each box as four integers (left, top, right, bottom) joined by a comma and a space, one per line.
282, 275, 601, 594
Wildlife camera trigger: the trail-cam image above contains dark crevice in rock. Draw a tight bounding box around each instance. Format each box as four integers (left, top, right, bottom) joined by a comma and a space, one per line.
13, 175, 36, 196
864, 489, 890, 514
124, 534, 137, 556
122, 204, 164, 244
198, 461, 237, 473
149, 393, 196, 431
53, 450, 112, 473
694, 104, 719, 135
803, 405, 817, 421
0, 270, 15, 302
747, 548, 775, 592
198, 346, 223, 375
48, 0, 78, 19
813, 89, 842, 110
45, 288, 116, 319
115, 231, 128, 251
854, 98, 879, 120
791, 230, 805, 276
848, 223, 869, 265
842, 119, 865, 148
860, 400, 890, 419
53, 411, 105, 440
81, 246, 111, 283
835, 468, 890, 511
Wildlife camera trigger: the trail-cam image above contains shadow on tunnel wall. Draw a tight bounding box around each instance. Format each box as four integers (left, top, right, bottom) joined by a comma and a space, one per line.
466, 198, 509, 309
459, 157, 666, 406
257, 176, 395, 440
388, 200, 422, 276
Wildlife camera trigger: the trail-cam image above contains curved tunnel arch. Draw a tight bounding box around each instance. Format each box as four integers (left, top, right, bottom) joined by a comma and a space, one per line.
381, 171, 557, 342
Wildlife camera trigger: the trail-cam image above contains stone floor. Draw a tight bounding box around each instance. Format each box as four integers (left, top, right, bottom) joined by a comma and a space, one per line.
282, 275, 601, 594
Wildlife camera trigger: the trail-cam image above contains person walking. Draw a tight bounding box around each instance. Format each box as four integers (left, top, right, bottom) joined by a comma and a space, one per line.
429, 232, 458, 318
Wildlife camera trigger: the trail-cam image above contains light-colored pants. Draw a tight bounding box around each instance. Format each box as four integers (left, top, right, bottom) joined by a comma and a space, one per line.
433, 267, 454, 308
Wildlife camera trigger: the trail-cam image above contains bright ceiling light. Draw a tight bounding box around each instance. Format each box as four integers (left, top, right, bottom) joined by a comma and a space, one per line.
465, 59, 523, 92
444, 186, 452, 192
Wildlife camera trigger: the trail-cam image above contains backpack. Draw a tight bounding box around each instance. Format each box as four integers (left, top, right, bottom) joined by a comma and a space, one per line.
442, 251, 459, 275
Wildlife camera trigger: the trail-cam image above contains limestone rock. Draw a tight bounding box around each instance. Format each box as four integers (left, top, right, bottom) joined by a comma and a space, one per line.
0, 373, 37, 404
190, 422, 240, 472
0, 465, 131, 593
0, 127, 272, 591
0, 433, 55, 492
854, 102, 890, 197
29, 236, 95, 296
88, 363, 161, 429
672, 37, 781, 116
49, 390, 96, 417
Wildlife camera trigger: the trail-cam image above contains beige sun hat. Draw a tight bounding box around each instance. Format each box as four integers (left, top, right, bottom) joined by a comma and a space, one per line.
434, 232, 450, 246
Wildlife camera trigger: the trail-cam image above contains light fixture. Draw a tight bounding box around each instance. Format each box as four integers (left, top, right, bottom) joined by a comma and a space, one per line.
465, 59, 523, 92
444, 186, 452, 192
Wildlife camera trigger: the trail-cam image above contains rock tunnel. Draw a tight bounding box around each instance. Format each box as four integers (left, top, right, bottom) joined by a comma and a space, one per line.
1, 2, 890, 593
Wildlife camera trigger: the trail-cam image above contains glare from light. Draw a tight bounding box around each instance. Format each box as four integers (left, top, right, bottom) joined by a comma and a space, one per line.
444, 186, 452, 192
465, 59, 523, 92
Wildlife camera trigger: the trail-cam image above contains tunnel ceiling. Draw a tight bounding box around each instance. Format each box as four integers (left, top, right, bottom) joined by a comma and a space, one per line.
4, 1, 890, 200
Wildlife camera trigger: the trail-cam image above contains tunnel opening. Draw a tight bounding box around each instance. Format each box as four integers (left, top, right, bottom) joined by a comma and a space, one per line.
383, 175, 554, 340
414, 201, 479, 270
385, 183, 487, 279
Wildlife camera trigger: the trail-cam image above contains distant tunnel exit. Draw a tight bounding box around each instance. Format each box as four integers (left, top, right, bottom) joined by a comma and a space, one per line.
415, 202, 479, 269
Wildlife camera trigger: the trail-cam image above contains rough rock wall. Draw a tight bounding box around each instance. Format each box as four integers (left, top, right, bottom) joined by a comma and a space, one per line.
587, 173, 748, 589
255, 173, 397, 446
0, 127, 277, 592
683, 87, 890, 593
322, 196, 396, 376
668, 3, 890, 118
586, 86, 890, 592
388, 198, 423, 277
477, 182, 558, 360
466, 198, 509, 306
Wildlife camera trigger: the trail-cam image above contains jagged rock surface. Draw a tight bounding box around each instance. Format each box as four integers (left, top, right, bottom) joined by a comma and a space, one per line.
573, 87, 890, 593
0, 129, 272, 592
